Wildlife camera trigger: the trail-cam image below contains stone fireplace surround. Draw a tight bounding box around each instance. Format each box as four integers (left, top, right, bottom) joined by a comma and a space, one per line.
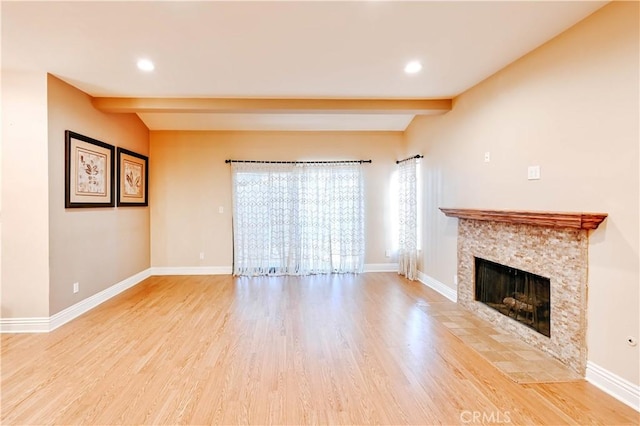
440, 208, 607, 376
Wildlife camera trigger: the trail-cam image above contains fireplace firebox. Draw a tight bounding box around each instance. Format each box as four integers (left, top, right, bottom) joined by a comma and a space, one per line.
475, 257, 551, 337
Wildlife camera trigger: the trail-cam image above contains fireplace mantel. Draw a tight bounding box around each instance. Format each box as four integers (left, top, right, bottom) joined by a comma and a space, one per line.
439, 208, 607, 230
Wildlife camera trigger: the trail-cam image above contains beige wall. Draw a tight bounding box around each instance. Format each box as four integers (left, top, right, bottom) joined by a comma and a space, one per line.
1, 71, 50, 317
150, 131, 403, 268
47, 75, 150, 315
404, 2, 639, 385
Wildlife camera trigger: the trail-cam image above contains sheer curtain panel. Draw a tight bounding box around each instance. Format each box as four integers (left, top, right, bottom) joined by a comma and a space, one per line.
232, 162, 365, 276
398, 158, 419, 280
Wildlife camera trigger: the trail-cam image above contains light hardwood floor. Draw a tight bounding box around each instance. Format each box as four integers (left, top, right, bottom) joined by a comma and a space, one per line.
1, 273, 638, 425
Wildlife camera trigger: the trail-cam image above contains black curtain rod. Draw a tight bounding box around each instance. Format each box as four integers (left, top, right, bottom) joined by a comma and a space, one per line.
225, 159, 372, 164
396, 154, 424, 164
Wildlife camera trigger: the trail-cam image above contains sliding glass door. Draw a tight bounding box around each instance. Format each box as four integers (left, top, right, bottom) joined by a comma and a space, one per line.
231, 162, 365, 276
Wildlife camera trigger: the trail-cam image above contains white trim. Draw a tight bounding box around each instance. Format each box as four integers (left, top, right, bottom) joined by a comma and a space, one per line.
151, 266, 395, 275
152, 265, 401, 275
363, 263, 398, 273
49, 269, 152, 331
417, 271, 458, 302
149, 266, 232, 275
0, 317, 50, 333
586, 361, 640, 412
0, 268, 152, 333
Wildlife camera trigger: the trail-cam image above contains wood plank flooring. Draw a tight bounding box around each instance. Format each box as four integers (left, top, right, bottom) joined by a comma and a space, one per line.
1, 273, 638, 425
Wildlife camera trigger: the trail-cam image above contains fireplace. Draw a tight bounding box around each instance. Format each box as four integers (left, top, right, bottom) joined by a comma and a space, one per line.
475, 257, 550, 337
440, 208, 607, 376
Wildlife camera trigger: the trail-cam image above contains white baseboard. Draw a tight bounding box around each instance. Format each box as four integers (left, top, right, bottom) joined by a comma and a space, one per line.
586, 361, 640, 412
417, 271, 457, 302
48, 269, 152, 332
0, 317, 50, 333
363, 263, 398, 273
1, 266, 452, 333
149, 266, 233, 275
1, 268, 152, 333
150, 265, 397, 275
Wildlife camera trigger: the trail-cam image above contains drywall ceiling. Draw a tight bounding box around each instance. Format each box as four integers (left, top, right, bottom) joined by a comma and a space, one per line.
1, 1, 607, 131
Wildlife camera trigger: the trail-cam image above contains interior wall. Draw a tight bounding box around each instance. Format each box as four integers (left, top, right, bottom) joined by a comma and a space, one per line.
150, 131, 403, 268
1, 71, 50, 317
47, 75, 150, 315
404, 2, 639, 385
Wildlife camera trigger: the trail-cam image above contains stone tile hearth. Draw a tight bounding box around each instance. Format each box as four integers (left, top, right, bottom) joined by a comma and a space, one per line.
417, 300, 581, 383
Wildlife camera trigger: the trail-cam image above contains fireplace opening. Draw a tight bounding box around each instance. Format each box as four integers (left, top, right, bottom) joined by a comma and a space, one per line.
475, 257, 551, 337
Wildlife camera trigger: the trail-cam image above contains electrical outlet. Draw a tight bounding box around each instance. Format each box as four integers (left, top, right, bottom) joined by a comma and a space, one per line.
199, 252, 205, 260
73, 282, 79, 293
484, 152, 490, 162
528, 165, 541, 180
218, 206, 224, 214
385, 249, 391, 258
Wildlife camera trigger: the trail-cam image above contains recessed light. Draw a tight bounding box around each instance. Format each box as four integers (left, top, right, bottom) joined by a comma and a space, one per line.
137, 58, 155, 72
404, 60, 422, 74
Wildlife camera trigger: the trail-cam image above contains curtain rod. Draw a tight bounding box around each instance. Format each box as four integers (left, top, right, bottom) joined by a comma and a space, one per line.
396, 154, 423, 164
225, 159, 372, 164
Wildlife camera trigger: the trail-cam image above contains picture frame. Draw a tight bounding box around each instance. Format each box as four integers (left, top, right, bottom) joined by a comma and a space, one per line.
117, 147, 148, 207
65, 130, 115, 208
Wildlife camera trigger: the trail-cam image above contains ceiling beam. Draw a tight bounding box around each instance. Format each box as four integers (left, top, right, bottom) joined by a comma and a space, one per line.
91, 97, 452, 115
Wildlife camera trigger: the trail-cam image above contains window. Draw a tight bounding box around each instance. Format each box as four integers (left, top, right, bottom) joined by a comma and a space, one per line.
397, 157, 420, 280
231, 162, 365, 276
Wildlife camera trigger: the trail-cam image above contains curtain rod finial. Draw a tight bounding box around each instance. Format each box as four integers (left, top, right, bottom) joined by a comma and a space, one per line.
396, 154, 423, 164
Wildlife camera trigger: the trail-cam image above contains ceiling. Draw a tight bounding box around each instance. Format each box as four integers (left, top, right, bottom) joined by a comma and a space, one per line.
2, 1, 607, 131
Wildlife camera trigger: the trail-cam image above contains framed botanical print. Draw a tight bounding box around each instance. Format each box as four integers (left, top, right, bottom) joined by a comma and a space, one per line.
117, 147, 148, 207
65, 130, 115, 208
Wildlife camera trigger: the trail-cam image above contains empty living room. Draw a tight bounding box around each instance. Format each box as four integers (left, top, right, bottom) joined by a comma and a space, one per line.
1, 1, 638, 425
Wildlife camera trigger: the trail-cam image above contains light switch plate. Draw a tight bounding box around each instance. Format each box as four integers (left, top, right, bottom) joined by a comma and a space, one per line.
528, 165, 541, 180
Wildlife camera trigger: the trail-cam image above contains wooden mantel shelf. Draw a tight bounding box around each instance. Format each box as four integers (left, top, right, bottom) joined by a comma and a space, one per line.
439, 208, 607, 230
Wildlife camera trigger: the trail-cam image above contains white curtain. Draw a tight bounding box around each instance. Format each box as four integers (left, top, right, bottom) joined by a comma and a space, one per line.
398, 158, 418, 280
231, 162, 365, 276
